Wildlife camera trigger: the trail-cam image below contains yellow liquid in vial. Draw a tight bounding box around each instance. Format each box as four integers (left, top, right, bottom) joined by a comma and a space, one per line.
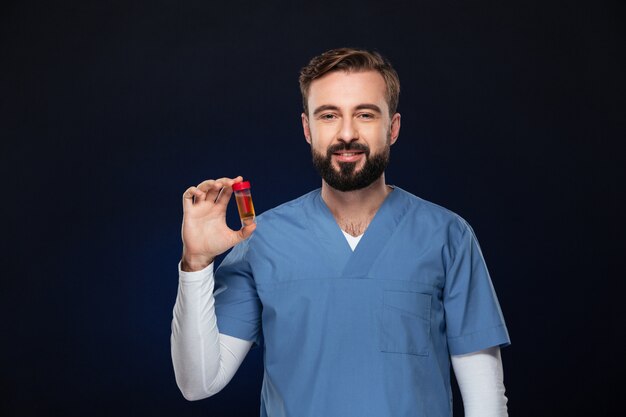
235, 193, 255, 225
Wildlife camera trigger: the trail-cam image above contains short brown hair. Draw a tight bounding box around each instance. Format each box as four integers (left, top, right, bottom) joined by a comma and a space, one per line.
299, 47, 400, 117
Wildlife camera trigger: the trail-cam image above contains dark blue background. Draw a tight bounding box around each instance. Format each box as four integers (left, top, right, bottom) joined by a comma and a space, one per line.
2, 0, 623, 416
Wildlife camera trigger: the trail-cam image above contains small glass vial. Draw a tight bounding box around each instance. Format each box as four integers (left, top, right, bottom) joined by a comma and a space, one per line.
232, 180, 256, 227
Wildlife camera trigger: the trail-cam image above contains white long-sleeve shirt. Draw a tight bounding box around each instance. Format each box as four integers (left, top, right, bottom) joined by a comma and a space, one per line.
172, 233, 508, 416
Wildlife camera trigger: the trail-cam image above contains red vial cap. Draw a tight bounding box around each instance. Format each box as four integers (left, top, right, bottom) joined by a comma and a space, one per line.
232, 181, 251, 191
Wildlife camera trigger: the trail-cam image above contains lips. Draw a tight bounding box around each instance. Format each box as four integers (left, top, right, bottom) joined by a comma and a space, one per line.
333, 151, 365, 163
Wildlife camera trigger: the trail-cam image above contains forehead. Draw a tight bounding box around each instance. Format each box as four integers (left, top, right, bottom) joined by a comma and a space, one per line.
308, 70, 388, 111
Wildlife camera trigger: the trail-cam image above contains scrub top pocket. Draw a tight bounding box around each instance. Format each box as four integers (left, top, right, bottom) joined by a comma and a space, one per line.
380, 290, 431, 356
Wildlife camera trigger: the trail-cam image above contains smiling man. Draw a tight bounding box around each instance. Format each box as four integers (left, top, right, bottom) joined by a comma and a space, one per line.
303, 68, 400, 237
305, 69, 399, 193
171, 48, 510, 417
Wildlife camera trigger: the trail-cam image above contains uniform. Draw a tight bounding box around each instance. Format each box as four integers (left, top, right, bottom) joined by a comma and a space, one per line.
214, 187, 510, 417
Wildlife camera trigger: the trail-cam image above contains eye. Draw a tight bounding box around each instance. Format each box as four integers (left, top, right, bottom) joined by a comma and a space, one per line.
357, 112, 375, 120
319, 113, 337, 120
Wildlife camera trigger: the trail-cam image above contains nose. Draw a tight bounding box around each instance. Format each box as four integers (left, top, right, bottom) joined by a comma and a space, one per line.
337, 117, 358, 143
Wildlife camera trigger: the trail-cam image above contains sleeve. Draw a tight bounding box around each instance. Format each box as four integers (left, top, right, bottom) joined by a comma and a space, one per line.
171, 262, 254, 400
213, 239, 263, 346
451, 347, 509, 417
443, 219, 510, 355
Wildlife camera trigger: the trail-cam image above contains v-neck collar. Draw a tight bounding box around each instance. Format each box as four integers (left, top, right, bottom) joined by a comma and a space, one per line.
304, 186, 410, 278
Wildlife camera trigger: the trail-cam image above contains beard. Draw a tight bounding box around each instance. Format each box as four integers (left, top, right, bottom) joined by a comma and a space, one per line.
311, 140, 391, 192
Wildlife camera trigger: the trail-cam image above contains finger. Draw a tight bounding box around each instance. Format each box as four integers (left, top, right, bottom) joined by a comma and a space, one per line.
184, 187, 208, 205
193, 188, 208, 202
209, 176, 242, 203
182, 186, 199, 210
238, 222, 257, 241
197, 179, 216, 193
183, 186, 197, 200
183, 187, 195, 211
214, 185, 234, 207
206, 181, 227, 203
218, 176, 238, 184
197, 177, 238, 192
226, 222, 256, 247
213, 174, 245, 205
199, 177, 237, 203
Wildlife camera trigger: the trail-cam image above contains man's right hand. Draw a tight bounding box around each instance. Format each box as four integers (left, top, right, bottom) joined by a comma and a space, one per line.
180, 176, 257, 272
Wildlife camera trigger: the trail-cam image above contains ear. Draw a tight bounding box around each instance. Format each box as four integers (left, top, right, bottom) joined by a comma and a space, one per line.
389, 113, 401, 145
301, 113, 312, 145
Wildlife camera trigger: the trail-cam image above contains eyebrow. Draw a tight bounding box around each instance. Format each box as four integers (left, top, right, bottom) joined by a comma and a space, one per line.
355, 104, 383, 114
312, 103, 383, 116
312, 105, 339, 116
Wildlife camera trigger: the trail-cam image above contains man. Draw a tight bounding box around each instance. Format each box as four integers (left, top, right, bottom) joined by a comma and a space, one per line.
171, 48, 510, 417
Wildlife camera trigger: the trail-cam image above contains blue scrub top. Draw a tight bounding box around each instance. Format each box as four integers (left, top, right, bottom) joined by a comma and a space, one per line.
214, 187, 510, 417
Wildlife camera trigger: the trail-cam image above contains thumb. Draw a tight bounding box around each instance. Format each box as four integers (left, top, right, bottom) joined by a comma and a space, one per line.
236, 222, 257, 242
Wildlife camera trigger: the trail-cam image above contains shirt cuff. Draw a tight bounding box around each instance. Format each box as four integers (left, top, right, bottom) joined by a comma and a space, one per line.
177, 261, 214, 283
447, 324, 511, 356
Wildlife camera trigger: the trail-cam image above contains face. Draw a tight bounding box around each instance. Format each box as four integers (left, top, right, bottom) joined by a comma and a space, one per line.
301, 70, 401, 191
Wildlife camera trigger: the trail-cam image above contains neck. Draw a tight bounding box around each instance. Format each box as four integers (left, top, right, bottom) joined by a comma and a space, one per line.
321, 175, 393, 237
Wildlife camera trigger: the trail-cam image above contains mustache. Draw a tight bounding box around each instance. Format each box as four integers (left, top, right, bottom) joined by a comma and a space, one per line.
327, 142, 370, 156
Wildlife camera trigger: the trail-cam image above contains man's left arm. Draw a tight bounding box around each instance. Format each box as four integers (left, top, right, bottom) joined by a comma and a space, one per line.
451, 346, 508, 417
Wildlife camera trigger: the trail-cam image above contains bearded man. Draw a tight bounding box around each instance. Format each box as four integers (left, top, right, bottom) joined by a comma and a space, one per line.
171, 47, 510, 417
